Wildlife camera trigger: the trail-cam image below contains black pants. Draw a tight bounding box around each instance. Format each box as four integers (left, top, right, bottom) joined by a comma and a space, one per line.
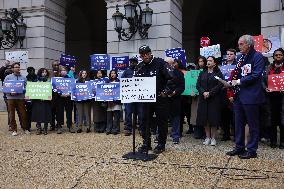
141, 97, 169, 147
25, 101, 32, 131
269, 95, 283, 144
221, 106, 233, 138
57, 96, 73, 128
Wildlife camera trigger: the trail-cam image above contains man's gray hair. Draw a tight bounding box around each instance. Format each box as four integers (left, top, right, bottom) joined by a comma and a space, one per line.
240, 35, 255, 47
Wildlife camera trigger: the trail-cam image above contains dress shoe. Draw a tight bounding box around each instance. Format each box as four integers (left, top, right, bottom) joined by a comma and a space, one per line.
153, 145, 165, 154
238, 152, 257, 159
137, 144, 152, 153
270, 143, 277, 148
279, 143, 284, 149
226, 149, 246, 156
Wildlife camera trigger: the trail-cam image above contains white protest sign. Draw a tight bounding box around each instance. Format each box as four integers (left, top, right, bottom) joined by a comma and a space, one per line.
200, 44, 221, 58
5, 51, 29, 64
120, 77, 156, 103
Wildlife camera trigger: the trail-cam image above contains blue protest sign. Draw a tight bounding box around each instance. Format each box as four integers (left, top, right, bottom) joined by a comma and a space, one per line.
71, 83, 92, 101
2, 80, 25, 93
165, 47, 187, 66
90, 54, 110, 70
112, 56, 129, 70
88, 77, 110, 98
220, 65, 235, 80
51, 77, 75, 94
60, 54, 77, 68
96, 82, 120, 101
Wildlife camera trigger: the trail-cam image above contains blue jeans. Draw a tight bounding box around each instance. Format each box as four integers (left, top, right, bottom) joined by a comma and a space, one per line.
171, 115, 180, 141
124, 103, 143, 131
106, 110, 120, 133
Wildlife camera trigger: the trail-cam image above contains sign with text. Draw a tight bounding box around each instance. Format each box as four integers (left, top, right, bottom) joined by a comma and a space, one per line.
90, 54, 110, 70
253, 35, 264, 52
200, 44, 221, 58
200, 37, 211, 47
2, 80, 25, 93
165, 47, 186, 66
5, 51, 29, 65
268, 73, 284, 91
182, 70, 201, 96
220, 65, 235, 80
112, 56, 129, 70
60, 54, 77, 68
96, 82, 120, 101
51, 77, 75, 94
71, 83, 92, 101
25, 82, 52, 100
88, 77, 110, 98
120, 77, 156, 103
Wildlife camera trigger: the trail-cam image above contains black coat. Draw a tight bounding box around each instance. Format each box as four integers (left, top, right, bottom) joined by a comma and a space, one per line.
196, 68, 224, 127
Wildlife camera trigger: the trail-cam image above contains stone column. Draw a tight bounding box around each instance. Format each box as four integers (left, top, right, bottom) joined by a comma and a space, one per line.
105, 0, 183, 58
261, 0, 284, 47
0, 0, 66, 70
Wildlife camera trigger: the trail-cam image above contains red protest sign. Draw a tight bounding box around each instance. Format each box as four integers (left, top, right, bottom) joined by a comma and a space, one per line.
253, 35, 263, 52
268, 73, 284, 91
200, 37, 210, 47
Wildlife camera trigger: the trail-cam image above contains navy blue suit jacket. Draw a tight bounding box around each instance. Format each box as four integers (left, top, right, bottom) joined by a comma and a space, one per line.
238, 48, 265, 104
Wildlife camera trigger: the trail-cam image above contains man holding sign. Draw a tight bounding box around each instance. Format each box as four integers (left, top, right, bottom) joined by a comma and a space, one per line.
3, 62, 29, 136
135, 45, 174, 154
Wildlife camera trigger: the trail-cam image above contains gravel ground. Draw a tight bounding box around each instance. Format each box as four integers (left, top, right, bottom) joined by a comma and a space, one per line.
0, 112, 283, 189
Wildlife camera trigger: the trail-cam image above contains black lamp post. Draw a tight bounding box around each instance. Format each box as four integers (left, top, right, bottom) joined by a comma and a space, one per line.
112, 0, 153, 41
0, 8, 27, 49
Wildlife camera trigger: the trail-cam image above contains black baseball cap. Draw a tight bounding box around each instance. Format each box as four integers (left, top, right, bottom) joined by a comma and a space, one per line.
129, 56, 138, 62
139, 45, 151, 54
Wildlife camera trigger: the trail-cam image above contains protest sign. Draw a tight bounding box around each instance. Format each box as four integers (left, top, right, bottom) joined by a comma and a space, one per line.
220, 65, 235, 80
182, 70, 201, 96
165, 47, 187, 66
120, 77, 156, 103
90, 54, 110, 70
60, 54, 77, 68
268, 73, 284, 91
88, 77, 110, 98
51, 77, 75, 94
96, 82, 120, 101
25, 82, 52, 100
112, 56, 129, 70
2, 80, 25, 93
71, 83, 92, 101
253, 35, 263, 52
5, 51, 29, 65
200, 44, 221, 58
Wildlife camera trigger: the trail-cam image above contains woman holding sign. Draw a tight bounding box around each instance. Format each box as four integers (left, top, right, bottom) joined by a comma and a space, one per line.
75, 70, 91, 133
31, 68, 52, 135
265, 48, 284, 149
196, 56, 224, 146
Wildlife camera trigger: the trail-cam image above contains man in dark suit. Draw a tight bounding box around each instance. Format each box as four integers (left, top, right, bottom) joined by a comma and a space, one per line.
226, 35, 265, 159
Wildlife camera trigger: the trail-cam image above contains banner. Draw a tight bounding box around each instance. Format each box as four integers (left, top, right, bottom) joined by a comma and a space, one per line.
25, 82, 52, 100
200, 44, 221, 58
112, 56, 129, 70
88, 77, 110, 98
96, 83, 120, 101
268, 73, 284, 91
71, 83, 93, 101
51, 77, 75, 94
120, 77, 156, 103
2, 80, 25, 93
90, 54, 110, 70
60, 54, 77, 68
220, 65, 235, 80
5, 51, 29, 65
182, 70, 201, 96
165, 47, 187, 66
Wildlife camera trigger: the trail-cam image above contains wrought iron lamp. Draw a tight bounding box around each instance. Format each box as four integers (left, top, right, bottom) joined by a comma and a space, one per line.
0, 8, 27, 49
112, 0, 153, 41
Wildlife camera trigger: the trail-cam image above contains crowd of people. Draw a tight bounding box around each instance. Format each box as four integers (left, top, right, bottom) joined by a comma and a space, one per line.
0, 34, 283, 158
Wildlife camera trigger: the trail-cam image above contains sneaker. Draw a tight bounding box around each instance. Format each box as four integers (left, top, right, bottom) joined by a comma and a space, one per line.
69, 128, 75, 133
124, 130, 132, 136
12, 131, 18, 136
86, 128, 91, 133
57, 128, 62, 134
210, 138, 216, 146
36, 129, 42, 135
77, 128, 82, 133
24, 130, 30, 135
43, 130, 48, 135
173, 139, 179, 145
138, 144, 152, 153
203, 138, 211, 145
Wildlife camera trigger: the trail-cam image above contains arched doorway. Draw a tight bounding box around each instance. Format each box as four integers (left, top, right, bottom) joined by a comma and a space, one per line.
65, 0, 107, 71
183, 0, 261, 63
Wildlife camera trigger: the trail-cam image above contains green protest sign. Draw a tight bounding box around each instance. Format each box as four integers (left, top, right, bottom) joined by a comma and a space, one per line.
182, 70, 201, 96
25, 82, 52, 100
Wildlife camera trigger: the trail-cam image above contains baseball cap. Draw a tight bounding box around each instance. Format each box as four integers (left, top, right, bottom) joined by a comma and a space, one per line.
139, 45, 151, 54
129, 56, 138, 62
